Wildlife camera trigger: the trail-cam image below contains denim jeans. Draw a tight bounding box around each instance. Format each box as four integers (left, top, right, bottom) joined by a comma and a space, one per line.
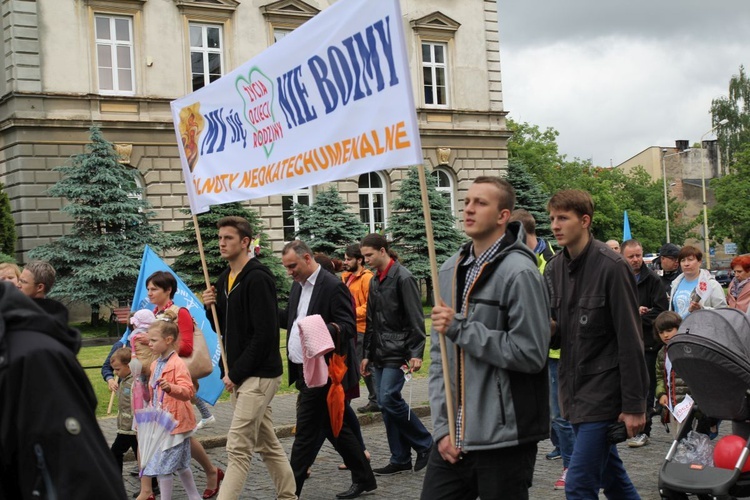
371, 365, 433, 465
566, 421, 640, 500
549, 358, 576, 468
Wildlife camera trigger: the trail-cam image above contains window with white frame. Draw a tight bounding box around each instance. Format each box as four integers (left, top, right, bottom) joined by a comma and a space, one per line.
432, 168, 455, 215
422, 42, 448, 106
190, 23, 224, 92
358, 172, 387, 233
273, 28, 292, 43
282, 188, 312, 241
261, 0, 319, 46
95, 15, 135, 94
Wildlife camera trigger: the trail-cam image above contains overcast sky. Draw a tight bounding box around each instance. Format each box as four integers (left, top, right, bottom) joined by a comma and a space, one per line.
496, 1, 750, 166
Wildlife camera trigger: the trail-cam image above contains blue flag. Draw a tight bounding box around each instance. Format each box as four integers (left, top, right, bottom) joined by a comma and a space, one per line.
623, 211, 632, 241
121, 245, 223, 404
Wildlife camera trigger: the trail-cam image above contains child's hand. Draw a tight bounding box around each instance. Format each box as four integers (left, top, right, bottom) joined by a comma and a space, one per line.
107, 378, 119, 392
157, 378, 171, 393
659, 395, 668, 407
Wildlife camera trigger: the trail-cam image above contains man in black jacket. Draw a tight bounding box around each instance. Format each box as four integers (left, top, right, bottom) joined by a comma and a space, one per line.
0, 281, 127, 500
202, 216, 296, 500
359, 233, 434, 476
658, 243, 681, 288
621, 239, 668, 449
545, 190, 647, 499
280, 240, 376, 499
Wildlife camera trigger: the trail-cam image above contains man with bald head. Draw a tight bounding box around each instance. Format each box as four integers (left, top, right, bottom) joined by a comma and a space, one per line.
606, 240, 620, 253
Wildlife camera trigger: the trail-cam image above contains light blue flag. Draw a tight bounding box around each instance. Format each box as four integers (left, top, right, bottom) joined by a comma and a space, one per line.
623, 211, 632, 241
121, 245, 223, 405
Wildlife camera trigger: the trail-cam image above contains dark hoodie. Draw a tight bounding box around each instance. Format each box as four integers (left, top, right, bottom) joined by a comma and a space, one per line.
0, 282, 126, 500
209, 257, 283, 384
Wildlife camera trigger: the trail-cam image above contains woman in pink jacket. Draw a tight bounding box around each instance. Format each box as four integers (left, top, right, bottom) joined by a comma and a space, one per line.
142, 310, 202, 500
727, 255, 750, 313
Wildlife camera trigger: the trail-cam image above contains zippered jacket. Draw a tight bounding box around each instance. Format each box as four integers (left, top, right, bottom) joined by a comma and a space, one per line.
209, 257, 283, 384
0, 282, 127, 499
428, 222, 551, 451
668, 269, 727, 312
545, 238, 648, 424
341, 267, 373, 334
635, 262, 669, 351
363, 261, 425, 367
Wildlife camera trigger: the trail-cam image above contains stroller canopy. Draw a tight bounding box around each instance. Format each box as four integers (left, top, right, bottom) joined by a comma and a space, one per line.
667, 308, 750, 421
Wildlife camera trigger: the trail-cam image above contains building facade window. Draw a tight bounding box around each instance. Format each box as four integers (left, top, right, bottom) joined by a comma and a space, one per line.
282, 188, 312, 241
411, 12, 459, 108
432, 167, 455, 214
261, 0, 319, 46
358, 172, 387, 233
422, 42, 448, 106
95, 15, 135, 94
273, 28, 292, 43
190, 23, 224, 92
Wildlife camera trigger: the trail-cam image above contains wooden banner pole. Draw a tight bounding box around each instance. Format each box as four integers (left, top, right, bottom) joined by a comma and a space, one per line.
416, 164, 456, 447
192, 213, 230, 375
107, 378, 117, 415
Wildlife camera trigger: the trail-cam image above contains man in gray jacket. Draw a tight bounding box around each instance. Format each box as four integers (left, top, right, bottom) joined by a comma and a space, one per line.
422, 177, 551, 500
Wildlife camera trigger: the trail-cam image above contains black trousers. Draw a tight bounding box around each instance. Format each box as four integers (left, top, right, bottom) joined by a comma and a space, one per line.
290, 379, 375, 496
419, 442, 537, 500
111, 433, 138, 472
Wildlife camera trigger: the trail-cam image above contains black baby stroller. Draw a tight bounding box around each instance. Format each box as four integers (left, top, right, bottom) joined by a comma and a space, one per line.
658, 308, 750, 499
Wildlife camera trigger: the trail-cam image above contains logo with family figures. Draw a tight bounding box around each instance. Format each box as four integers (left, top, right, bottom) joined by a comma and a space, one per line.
178, 103, 205, 172
236, 67, 283, 159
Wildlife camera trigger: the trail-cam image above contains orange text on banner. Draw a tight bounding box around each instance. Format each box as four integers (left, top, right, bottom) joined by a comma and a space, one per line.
192, 121, 411, 195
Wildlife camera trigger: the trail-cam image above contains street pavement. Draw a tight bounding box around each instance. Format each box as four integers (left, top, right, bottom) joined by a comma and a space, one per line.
100, 377, 681, 499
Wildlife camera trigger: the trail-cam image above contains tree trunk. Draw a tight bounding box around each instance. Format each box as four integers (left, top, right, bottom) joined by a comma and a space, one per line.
90, 304, 100, 327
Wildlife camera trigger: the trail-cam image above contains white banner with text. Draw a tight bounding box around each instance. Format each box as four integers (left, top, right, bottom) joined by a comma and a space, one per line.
171, 0, 422, 213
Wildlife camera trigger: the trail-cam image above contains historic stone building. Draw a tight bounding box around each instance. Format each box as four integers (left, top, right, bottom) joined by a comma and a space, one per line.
1, 0, 509, 260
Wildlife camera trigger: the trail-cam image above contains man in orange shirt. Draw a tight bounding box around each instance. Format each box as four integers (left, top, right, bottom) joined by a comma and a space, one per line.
342, 244, 377, 413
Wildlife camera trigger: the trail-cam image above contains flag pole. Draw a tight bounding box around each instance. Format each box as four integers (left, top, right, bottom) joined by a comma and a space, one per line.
192, 214, 230, 375
106, 378, 117, 415
417, 164, 456, 447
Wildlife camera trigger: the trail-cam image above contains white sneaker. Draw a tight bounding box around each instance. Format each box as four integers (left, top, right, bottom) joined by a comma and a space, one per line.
627, 433, 649, 448
196, 415, 216, 430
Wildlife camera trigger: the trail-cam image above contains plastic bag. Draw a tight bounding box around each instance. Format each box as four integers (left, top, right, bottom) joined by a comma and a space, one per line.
673, 431, 714, 467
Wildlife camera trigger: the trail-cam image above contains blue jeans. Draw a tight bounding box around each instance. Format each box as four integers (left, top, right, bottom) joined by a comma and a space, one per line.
549, 358, 576, 468
371, 365, 433, 465
566, 421, 640, 500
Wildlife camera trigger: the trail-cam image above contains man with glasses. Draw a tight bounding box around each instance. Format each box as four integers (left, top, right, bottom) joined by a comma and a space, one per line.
18, 260, 56, 299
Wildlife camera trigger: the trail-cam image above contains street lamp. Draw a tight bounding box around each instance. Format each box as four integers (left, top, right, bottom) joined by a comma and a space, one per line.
700, 118, 730, 270
660, 148, 691, 243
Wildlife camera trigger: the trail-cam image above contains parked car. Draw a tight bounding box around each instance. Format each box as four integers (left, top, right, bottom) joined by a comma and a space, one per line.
714, 269, 734, 287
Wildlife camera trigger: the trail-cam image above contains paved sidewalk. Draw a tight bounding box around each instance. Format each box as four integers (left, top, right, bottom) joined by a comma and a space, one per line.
98, 376, 431, 452
100, 376, 683, 499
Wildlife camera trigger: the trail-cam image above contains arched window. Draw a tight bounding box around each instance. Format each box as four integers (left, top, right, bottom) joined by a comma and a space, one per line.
125, 167, 145, 201
282, 188, 312, 241
432, 167, 455, 214
358, 172, 387, 233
